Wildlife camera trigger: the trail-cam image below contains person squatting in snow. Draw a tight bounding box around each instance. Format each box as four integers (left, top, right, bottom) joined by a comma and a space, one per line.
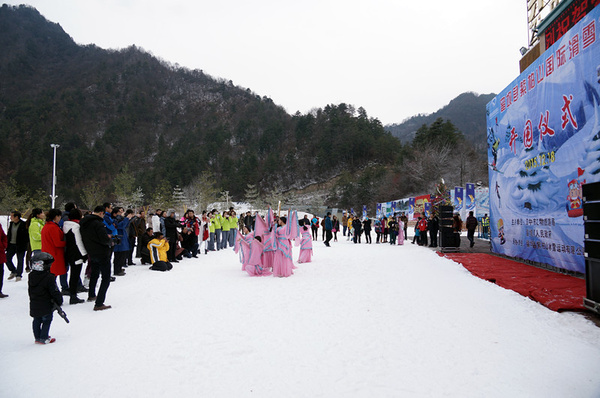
148, 232, 173, 271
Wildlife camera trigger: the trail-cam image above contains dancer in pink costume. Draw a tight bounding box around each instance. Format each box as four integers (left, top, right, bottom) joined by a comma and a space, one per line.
272, 211, 300, 277
244, 236, 272, 276
234, 227, 253, 270
397, 218, 405, 245
297, 225, 313, 263
255, 213, 275, 270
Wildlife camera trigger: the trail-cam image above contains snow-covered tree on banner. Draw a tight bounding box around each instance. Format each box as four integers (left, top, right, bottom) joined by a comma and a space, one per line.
580, 81, 600, 179
509, 138, 561, 213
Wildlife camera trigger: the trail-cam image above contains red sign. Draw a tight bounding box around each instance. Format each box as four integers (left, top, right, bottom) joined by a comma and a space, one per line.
545, 0, 600, 47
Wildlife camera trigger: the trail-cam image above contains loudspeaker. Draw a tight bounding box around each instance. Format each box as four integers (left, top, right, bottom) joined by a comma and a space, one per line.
583, 181, 600, 302
440, 205, 453, 219
440, 227, 457, 248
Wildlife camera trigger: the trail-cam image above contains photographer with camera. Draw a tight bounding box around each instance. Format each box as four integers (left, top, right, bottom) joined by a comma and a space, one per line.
164, 210, 182, 263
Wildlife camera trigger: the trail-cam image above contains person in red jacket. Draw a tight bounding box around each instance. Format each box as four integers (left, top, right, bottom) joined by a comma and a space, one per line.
0, 223, 8, 298
417, 216, 429, 246
41, 209, 67, 292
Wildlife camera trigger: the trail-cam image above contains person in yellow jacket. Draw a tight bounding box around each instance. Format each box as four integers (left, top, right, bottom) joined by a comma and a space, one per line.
148, 232, 169, 264
346, 216, 353, 241
482, 213, 490, 239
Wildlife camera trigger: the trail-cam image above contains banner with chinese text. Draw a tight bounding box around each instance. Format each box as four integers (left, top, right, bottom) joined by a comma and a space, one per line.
486, 5, 600, 273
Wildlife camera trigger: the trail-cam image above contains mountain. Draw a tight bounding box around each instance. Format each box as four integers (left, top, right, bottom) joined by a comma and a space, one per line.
384, 92, 496, 151
0, 5, 401, 205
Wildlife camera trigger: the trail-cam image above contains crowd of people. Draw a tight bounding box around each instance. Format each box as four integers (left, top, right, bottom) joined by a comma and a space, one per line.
0, 202, 483, 345
0, 202, 251, 344
304, 210, 481, 251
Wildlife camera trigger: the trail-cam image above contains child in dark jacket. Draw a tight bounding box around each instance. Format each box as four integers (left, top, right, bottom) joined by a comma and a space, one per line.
28, 252, 63, 344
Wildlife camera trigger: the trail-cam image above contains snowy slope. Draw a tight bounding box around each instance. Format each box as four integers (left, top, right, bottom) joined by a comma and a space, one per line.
1, 238, 599, 397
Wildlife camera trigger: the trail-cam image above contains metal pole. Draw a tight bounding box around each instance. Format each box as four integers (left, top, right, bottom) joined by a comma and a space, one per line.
50, 144, 60, 208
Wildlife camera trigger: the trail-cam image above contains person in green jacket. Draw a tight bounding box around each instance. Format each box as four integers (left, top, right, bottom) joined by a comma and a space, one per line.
28, 208, 45, 253
208, 213, 216, 251
228, 210, 238, 248
211, 209, 222, 251
220, 211, 230, 250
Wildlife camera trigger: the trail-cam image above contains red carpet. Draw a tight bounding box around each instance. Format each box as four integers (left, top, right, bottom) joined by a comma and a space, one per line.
439, 253, 586, 312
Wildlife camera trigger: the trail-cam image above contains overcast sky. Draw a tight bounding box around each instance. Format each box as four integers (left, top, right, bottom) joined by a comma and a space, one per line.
8, 0, 529, 124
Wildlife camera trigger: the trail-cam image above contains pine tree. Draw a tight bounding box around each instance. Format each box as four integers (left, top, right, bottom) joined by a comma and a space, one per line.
244, 183, 262, 211
152, 179, 173, 210
113, 165, 136, 208
183, 171, 220, 212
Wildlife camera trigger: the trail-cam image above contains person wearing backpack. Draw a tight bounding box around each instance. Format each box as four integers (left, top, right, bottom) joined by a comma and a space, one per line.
63, 209, 88, 304
311, 216, 319, 241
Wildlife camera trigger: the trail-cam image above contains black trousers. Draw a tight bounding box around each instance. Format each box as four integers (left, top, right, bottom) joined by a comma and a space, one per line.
127, 236, 136, 264
168, 237, 177, 261
6, 244, 25, 277
429, 230, 438, 247
113, 251, 127, 274
89, 254, 111, 307
325, 230, 333, 245
68, 261, 83, 298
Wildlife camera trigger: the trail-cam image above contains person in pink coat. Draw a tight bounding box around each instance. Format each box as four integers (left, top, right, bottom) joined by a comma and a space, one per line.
397, 217, 405, 245
234, 226, 255, 270
244, 236, 272, 277
297, 225, 313, 263
272, 216, 295, 277
255, 213, 276, 270
41, 209, 67, 283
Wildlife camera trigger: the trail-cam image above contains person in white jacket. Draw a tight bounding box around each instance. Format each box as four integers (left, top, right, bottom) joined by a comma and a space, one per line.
63, 209, 88, 305
151, 209, 164, 236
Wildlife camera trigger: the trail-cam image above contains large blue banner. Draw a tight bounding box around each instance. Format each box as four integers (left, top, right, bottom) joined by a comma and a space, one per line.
486, 5, 600, 273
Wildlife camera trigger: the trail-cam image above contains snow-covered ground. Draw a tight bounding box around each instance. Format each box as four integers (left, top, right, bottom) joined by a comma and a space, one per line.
2, 237, 599, 397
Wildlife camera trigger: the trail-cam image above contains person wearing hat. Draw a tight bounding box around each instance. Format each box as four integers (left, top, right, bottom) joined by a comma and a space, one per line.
28, 252, 63, 344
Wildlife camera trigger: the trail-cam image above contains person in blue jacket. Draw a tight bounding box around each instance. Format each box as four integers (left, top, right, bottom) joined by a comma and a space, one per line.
323, 212, 333, 247
112, 208, 134, 276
